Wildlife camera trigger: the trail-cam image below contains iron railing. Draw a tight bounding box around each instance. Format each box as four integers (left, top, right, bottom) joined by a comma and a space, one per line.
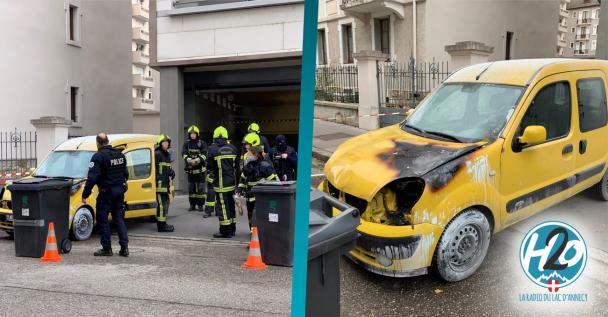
378, 58, 450, 109
0, 130, 37, 181
315, 64, 359, 104
340, 0, 368, 8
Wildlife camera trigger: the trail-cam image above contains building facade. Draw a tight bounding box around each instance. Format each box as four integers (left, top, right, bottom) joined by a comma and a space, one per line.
317, 0, 563, 65
151, 0, 304, 191
0, 0, 133, 136
562, 0, 601, 57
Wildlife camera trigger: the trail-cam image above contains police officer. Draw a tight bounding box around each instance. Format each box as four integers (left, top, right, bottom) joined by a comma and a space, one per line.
156, 134, 176, 232
268, 134, 297, 181
207, 126, 240, 238
237, 133, 279, 230
82, 133, 129, 257
246, 122, 271, 154
182, 125, 208, 211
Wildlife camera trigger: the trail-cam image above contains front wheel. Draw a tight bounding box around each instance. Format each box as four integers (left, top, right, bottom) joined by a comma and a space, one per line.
433, 208, 491, 282
71, 207, 94, 241
595, 170, 608, 201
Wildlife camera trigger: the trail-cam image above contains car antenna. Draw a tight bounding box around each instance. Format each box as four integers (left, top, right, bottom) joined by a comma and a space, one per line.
475, 62, 494, 81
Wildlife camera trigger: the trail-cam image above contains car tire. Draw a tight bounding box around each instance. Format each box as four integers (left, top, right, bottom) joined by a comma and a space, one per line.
70, 207, 94, 241
432, 208, 491, 282
596, 170, 608, 201
61, 239, 72, 254
7, 232, 14, 240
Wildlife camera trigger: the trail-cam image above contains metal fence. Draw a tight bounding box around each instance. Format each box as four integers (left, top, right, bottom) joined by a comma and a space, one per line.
378, 58, 450, 126
315, 64, 359, 104
0, 130, 37, 182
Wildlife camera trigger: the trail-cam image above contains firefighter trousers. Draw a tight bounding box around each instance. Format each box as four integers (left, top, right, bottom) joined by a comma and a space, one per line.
187, 173, 206, 207
156, 193, 170, 222
215, 191, 236, 236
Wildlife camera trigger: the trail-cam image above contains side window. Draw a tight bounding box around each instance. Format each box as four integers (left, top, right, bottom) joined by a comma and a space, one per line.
577, 78, 608, 132
518, 81, 571, 141
125, 149, 151, 180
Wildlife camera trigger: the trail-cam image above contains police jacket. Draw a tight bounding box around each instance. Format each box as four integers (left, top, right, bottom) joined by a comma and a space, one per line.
82, 145, 129, 199
206, 138, 239, 192
268, 145, 297, 181
182, 139, 208, 174
238, 158, 279, 201
155, 147, 175, 193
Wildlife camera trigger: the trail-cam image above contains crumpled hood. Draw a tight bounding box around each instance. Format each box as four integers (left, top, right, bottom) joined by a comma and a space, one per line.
323, 125, 480, 201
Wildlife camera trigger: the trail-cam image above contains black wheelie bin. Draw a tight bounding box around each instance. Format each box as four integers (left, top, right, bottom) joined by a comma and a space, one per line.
8, 177, 72, 257
306, 187, 360, 317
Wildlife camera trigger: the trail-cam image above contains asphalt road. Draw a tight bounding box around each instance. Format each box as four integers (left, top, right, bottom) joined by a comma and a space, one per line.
0, 231, 291, 316
312, 158, 608, 317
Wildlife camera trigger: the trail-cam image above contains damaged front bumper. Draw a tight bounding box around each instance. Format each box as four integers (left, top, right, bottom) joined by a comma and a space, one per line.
348, 221, 443, 277
0, 207, 13, 232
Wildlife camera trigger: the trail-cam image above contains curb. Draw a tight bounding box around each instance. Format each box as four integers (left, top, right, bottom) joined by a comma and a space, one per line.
129, 233, 248, 246
312, 145, 331, 162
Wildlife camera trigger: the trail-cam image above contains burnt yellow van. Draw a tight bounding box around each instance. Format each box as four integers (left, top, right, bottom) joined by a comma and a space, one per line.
320, 59, 608, 281
0, 134, 164, 240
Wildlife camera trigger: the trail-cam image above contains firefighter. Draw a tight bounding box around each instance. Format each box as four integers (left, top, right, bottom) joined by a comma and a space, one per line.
237, 133, 279, 230
182, 125, 208, 211
202, 171, 215, 218
207, 126, 240, 238
268, 134, 297, 181
82, 133, 129, 257
246, 122, 271, 154
155, 134, 176, 232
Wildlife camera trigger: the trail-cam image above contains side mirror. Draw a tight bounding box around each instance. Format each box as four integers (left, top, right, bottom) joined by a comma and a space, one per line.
514, 125, 547, 152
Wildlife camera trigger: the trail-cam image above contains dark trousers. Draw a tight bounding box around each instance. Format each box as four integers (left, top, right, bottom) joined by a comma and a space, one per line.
96, 187, 128, 250
215, 191, 236, 235
187, 173, 205, 207
246, 200, 256, 230
205, 174, 216, 212
156, 192, 170, 222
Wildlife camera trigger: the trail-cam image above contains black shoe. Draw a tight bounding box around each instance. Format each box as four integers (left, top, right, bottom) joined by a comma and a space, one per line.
198, 206, 205, 212
188, 206, 196, 211
213, 232, 232, 239
94, 248, 113, 256
119, 247, 129, 257
157, 222, 175, 232
202, 211, 211, 218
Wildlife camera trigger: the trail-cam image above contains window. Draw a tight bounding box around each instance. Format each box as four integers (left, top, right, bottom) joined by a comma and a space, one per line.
66, 3, 81, 46
375, 18, 390, 55
593, 25, 598, 35
125, 148, 152, 179
518, 82, 571, 142
591, 39, 597, 50
572, 27, 575, 33
70, 87, 79, 123
570, 42, 574, 48
577, 78, 607, 132
341, 24, 354, 64
317, 29, 327, 65
594, 9, 600, 19
505, 31, 514, 60
572, 12, 577, 18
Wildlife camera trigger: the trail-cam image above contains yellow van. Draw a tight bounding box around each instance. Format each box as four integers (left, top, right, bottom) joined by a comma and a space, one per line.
320, 59, 608, 281
0, 134, 164, 240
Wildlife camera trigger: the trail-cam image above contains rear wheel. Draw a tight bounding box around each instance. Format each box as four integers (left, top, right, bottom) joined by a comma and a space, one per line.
596, 171, 608, 201
7, 231, 14, 240
61, 239, 72, 253
433, 208, 491, 282
70, 207, 94, 241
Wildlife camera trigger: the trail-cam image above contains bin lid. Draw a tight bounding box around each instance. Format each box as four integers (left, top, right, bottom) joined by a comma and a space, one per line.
7, 177, 72, 192
251, 180, 296, 194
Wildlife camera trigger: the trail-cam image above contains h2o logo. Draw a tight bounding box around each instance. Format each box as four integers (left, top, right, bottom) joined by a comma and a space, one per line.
519, 221, 587, 291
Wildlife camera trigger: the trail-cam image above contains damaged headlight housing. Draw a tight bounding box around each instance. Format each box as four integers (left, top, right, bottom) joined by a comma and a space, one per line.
363, 178, 425, 226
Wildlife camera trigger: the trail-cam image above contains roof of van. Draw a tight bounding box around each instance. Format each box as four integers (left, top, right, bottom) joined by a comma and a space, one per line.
445, 58, 608, 86
54, 134, 157, 151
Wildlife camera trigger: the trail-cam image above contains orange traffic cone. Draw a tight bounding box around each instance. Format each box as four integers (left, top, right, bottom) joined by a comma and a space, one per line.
40, 222, 63, 263
242, 227, 267, 270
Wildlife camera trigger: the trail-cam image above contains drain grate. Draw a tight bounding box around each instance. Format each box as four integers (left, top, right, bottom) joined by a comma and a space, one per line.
316, 132, 353, 141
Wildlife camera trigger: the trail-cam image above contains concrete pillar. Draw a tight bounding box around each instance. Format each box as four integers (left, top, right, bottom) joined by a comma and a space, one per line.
159, 67, 186, 193
354, 51, 389, 130
596, 1, 608, 59
445, 41, 494, 71
30, 116, 72, 166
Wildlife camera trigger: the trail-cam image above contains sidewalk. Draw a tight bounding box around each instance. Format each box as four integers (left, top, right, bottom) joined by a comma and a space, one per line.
312, 119, 366, 161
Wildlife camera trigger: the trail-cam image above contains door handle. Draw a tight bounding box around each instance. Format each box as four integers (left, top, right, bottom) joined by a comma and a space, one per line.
562, 144, 573, 155
142, 182, 152, 188
579, 139, 588, 154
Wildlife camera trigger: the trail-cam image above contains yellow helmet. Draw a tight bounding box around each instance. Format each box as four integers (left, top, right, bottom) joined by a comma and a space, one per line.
213, 126, 228, 139
242, 132, 261, 146
247, 122, 260, 134
157, 134, 172, 147
187, 125, 200, 135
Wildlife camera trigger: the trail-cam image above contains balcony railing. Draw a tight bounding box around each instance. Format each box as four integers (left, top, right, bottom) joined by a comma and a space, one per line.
132, 4, 149, 21
578, 18, 591, 24
132, 51, 150, 66
133, 97, 155, 110
133, 74, 154, 88
576, 33, 590, 40
574, 49, 589, 55
132, 27, 149, 44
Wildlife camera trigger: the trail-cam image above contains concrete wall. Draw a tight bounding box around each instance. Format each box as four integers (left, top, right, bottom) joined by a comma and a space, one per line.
314, 101, 358, 127
0, 0, 133, 135
156, 1, 304, 62
133, 111, 161, 135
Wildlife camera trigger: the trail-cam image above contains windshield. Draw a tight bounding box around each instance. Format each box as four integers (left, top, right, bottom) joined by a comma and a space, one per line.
34, 151, 95, 179
402, 83, 525, 143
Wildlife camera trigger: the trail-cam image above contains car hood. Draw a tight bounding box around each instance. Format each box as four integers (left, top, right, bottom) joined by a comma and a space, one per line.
323, 125, 481, 201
